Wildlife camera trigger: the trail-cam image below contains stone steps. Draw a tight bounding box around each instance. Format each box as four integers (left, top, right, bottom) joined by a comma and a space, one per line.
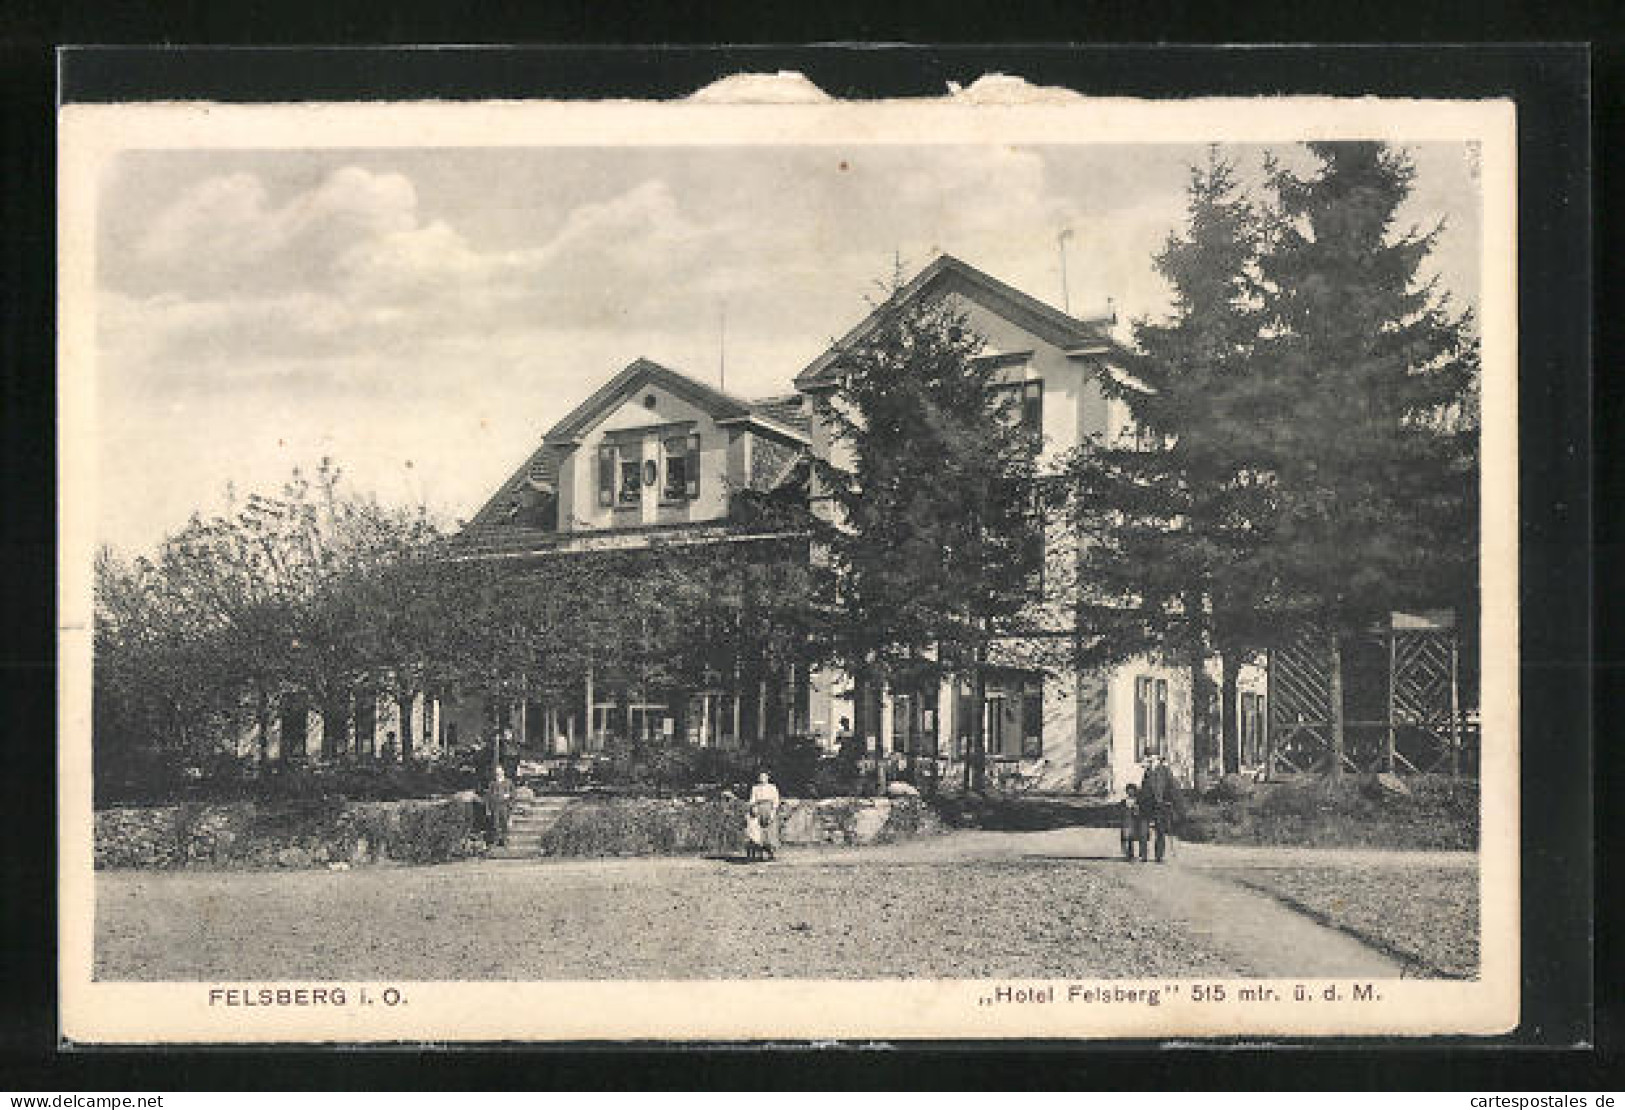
486, 797, 572, 859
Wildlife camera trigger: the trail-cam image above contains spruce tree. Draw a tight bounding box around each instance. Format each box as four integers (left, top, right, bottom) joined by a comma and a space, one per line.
1063, 148, 1274, 790
1255, 142, 1479, 778
812, 268, 1047, 792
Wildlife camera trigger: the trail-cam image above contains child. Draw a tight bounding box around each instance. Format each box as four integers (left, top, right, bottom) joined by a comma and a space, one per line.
1120, 782, 1148, 862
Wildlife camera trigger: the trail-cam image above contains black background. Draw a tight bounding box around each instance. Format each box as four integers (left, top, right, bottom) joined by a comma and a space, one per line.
1, 19, 1605, 1093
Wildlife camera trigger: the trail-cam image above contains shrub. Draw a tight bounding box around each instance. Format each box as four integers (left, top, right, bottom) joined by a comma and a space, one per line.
539, 797, 747, 857
589, 738, 825, 797
811, 755, 861, 798
877, 797, 934, 841
377, 799, 484, 863
766, 736, 823, 796
1179, 774, 1478, 850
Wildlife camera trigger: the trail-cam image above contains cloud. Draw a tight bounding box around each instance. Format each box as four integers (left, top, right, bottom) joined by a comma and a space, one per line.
104, 166, 734, 381
93, 143, 1482, 557
120, 166, 419, 299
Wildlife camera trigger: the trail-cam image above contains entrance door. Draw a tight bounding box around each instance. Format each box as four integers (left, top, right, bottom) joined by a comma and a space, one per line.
279, 703, 308, 761
892, 694, 914, 755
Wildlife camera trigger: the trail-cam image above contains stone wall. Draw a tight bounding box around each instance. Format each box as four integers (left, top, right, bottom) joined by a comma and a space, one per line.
536, 794, 944, 857
776, 796, 942, 846
94, 797, 486, 870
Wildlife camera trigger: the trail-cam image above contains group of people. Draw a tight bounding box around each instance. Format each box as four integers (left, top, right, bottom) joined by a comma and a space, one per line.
485, 747, 1182, 866
1120, 755, 1183, 863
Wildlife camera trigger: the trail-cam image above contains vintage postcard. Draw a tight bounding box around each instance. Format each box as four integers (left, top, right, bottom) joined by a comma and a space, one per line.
58, 82, 1518, 1042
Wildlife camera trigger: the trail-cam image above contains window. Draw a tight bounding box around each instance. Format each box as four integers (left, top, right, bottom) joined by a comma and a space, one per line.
986, 694, 1006, 755
1023, 519, 1046, 597
618, 443, 643, 506
1155, 679, 1169, 748
1240, 692, 1267, 765
597, 446, 615, 507
1134, 675, 1169, 760
956, 690, 974, 756
1021, 380, 1043, 437
354, 697, 377, 758
663, 433, 701, 501
1021, 682, 1044, 758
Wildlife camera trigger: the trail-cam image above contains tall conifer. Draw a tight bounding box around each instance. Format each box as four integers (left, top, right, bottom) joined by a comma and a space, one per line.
1064, 148, 1273, 790
812, 268, 1047, 791
1255, 142, 1479, 777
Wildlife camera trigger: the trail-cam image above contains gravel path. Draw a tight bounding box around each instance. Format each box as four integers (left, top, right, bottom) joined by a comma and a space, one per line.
95, 828, 1470, 982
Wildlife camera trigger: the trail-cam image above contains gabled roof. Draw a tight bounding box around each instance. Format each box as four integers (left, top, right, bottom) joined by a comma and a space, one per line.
543, 357, 808, 447
466, 442, 562, 529
748, 394, 812, 437
793, 253, 1124, 389
463, 358, 811, 540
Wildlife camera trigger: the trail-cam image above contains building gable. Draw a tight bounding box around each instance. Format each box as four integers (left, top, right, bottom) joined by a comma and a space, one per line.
543, 358, 808, 448
792, 254, 1124, 390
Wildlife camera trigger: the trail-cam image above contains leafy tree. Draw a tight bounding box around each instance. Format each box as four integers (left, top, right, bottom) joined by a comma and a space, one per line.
93, 461, 449, 794
1254, 142, 1480, 776
811, 269, 1049, 791
93, 545, 244, 798
1063, 148, 1276, 789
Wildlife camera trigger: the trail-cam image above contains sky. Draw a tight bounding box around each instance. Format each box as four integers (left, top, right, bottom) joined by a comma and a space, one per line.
95, 141, 1481, 556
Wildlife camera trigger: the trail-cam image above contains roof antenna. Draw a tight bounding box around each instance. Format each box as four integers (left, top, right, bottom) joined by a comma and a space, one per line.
718, 300, 727, 391
1057, 228, 1075, 314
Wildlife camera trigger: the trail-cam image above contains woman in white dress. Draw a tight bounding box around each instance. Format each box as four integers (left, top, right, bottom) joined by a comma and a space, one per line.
746, 771, 781, 861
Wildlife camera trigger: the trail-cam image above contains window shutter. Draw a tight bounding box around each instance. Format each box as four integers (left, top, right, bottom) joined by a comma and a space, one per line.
1154, 679, 1169, 750
685, 433, 700, 498
598, 446, 615, 507
1134, 677, 1149, 759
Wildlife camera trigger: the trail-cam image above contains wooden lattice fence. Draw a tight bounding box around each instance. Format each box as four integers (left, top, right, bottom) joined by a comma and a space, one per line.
1266, 614, 1470, 778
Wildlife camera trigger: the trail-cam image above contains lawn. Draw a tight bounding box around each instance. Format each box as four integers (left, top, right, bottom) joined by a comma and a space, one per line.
96, 856, 1241, 982
1221, 862, 1479, 978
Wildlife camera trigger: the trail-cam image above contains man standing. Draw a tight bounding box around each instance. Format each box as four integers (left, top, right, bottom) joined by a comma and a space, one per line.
1139, 755, 1182, 863
485, 764, 513, 848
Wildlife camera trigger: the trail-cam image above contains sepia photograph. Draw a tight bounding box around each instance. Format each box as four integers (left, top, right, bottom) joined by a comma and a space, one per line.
56, 87, 1519, 1042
